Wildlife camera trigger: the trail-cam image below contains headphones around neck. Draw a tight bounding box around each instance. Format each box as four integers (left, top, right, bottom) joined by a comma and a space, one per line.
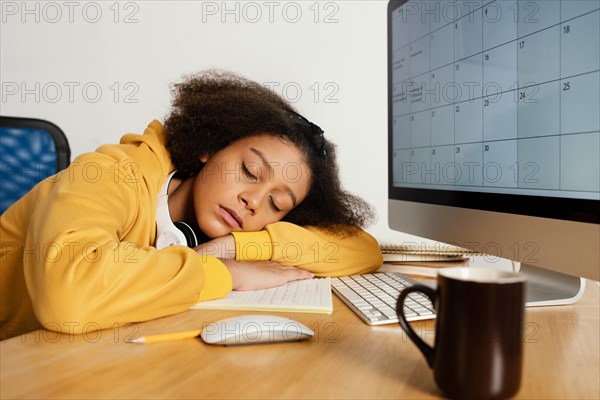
155, 171, 204, 249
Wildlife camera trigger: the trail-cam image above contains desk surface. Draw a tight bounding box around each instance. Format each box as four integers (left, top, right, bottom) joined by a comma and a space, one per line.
1, 278, 599, 399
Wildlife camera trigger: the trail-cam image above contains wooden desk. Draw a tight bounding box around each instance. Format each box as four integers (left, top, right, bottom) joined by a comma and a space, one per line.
1, 282, 598, 399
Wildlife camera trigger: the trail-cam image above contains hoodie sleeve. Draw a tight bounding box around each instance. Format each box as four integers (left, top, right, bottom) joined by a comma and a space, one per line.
23, 152, 232, 333
231, 222, 383, 276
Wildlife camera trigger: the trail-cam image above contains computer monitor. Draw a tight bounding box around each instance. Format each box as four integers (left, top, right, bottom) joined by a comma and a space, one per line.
387, 0, 599, 305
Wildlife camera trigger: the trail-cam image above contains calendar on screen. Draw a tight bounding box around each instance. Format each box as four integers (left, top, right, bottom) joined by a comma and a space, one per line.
391, 0, 600, 200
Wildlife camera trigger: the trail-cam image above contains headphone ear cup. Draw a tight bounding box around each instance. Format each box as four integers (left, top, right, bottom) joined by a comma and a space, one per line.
173, 221, 199, 248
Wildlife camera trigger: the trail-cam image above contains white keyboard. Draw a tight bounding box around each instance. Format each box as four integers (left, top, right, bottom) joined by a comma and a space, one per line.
331, 272, 436, 325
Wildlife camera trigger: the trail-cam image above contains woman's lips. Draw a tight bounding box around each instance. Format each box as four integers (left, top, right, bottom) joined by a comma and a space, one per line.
220, 206, 242, 229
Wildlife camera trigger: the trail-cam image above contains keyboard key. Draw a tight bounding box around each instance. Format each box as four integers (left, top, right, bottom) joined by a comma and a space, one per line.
402, 307, 418, 318
334, 285, 364, 303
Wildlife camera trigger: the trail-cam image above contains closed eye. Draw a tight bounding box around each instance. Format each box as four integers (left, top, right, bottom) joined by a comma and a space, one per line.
242, 163, 258, 182
270, 197, 282, 213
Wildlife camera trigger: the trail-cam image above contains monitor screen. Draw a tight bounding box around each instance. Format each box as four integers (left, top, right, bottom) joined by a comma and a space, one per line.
388, 0, 599, 288
389, 0, 599, 220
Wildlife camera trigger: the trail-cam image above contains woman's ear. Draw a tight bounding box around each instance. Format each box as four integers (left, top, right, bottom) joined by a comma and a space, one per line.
199, 154, 209, 163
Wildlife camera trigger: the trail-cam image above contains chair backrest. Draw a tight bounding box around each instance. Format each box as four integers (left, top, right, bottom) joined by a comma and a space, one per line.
0, 116, 70, 214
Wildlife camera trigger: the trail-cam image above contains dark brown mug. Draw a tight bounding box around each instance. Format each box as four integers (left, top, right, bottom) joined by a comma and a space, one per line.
397, 267, 526, 399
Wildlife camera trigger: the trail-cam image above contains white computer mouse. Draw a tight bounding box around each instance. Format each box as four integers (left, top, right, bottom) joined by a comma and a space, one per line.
200, 314, 314, 346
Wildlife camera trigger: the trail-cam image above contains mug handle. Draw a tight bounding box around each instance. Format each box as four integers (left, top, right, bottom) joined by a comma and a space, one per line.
396, 285, 437, 368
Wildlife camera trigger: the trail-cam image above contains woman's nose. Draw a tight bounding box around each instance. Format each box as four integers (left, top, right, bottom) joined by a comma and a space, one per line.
239, 189, 265, 215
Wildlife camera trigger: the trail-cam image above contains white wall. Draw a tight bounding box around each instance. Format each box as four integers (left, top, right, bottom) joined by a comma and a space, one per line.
0, 0, 434, 245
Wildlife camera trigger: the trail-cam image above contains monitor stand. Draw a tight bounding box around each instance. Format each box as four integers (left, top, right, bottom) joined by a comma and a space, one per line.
413, 258, 587, 307
519, 263, 586, 307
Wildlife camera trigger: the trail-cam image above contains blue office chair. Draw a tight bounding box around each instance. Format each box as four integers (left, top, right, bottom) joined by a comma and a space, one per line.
0, 116, 70, 214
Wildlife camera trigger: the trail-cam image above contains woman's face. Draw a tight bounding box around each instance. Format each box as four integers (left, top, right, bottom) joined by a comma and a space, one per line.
193, 135, 311, 238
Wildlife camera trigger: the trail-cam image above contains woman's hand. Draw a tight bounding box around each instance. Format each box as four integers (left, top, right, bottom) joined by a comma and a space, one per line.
194, 234, 313, 290
221, 259, 314, 291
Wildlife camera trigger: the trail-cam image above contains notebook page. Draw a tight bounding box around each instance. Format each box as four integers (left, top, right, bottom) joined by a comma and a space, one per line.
191, 278, 333, 314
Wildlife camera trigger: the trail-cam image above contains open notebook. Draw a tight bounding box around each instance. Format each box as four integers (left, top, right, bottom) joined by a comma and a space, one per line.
192, 277, 333, 314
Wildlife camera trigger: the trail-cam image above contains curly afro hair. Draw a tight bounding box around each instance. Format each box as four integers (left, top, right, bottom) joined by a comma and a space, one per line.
164, 70, 374, 235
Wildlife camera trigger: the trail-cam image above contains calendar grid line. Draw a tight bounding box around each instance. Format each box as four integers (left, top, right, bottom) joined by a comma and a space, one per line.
393, 3, 600, 58
392, 68, 600, 120
391, 181, 600, 195
558, 3, 562, 190
393, 129, 600, 151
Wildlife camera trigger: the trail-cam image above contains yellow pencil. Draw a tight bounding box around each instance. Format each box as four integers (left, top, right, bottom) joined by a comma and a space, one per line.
126, 329, 202, 344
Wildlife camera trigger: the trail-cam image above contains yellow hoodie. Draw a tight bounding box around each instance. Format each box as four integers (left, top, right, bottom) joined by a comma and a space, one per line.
0, 120, 382, 340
